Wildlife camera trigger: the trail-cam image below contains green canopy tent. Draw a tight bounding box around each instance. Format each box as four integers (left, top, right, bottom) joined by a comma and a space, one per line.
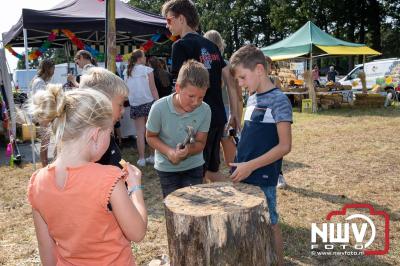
261, 21, 381, 112
261, 21, 380, 61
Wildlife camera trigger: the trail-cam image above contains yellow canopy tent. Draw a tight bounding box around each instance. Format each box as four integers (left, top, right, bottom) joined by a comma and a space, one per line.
261, 21, 381, 112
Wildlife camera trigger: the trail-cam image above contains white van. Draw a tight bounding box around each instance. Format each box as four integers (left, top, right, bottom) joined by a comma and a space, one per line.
339, 58, 400, 92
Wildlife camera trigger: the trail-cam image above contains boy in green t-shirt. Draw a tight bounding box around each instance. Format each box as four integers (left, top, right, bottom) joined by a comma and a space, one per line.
146, 60, 211, 198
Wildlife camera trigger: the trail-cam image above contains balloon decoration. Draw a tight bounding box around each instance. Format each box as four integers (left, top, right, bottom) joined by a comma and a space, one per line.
61, 29, 100, 58
6, 29, 178, 62
5, 30, 59, 61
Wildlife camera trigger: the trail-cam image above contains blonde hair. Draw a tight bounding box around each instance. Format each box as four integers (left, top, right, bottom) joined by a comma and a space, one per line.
177, 60, 209, 89
79, 67, 128, 98
31, 84, 113, 151
127, 49, 145, 78
204, 30, 226, 55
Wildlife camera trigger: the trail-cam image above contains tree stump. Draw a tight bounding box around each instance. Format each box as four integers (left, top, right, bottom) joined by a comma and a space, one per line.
164, 182, 276, 266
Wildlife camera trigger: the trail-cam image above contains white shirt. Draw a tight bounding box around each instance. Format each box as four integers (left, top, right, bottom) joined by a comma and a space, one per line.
82, 64, 95, 75
30, 76, 47, 95
124, 64, 154, 106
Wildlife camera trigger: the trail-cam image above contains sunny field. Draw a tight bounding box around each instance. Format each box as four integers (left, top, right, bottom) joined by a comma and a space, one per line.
1, 106, 399, 265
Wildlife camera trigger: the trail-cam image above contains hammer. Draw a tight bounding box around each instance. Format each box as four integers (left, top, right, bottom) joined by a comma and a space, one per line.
178, 126, 196, 149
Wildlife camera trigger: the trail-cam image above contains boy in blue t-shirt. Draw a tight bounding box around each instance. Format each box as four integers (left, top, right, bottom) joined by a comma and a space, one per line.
229, 45, 292, 266
146, 60, 211, 198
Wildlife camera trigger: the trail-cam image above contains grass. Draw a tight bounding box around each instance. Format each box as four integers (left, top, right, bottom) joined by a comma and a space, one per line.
1, 106, 400, 265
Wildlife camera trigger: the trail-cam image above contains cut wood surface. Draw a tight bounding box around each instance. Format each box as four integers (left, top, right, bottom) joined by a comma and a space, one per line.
164, 182, 275, 266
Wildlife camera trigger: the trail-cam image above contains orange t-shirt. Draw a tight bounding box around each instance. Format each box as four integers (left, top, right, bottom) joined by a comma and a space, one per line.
28, 162, 136, 266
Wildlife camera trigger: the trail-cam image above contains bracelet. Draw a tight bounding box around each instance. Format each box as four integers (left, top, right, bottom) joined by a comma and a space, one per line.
128, 185, 144, 197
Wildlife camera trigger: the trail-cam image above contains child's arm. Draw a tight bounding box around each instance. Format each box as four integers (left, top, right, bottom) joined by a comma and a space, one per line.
230, 122, 292, 182
111, 164, 147, 242
222, 65, 240, 131
32, 209, 57, 265
148, 72, 160, 100
146, 130, 181, 164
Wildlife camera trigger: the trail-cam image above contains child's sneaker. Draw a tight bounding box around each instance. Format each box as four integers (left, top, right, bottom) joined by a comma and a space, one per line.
137, 158, 146, 167
145, 155, 155, 164
277, 174, 287, 189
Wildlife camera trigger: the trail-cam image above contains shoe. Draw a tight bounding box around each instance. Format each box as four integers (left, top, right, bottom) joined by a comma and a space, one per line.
137, 158, 146, 167
145, 155, 155, 164
277, 174, 287, 189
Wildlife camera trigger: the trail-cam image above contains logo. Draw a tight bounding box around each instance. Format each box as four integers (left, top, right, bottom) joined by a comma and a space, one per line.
199, 48, 220, 69
311, 204, 389, 256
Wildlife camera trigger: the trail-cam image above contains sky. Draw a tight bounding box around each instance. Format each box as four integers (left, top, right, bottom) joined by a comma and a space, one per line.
0, 0, 67, 72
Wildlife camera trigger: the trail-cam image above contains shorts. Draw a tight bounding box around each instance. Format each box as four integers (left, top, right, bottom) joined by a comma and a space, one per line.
130, 101, 153, 119
203, 125, 225, 173
156, 165, 204, 198
260, 186, 279, 225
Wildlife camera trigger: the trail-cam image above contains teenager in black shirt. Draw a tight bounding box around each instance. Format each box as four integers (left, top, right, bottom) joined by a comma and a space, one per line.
162, 0, 239, 181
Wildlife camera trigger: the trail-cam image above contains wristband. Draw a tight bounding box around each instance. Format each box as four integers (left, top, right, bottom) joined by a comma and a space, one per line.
128, 185, 144, 197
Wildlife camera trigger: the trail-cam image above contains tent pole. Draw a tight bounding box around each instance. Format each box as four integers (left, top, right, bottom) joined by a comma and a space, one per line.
105, 1, 108, 68
65, 42, 70, 74
363, 55, 366, 68
106, 0, 116, 73
24, 28, 36, 170
309, 52, 317, 112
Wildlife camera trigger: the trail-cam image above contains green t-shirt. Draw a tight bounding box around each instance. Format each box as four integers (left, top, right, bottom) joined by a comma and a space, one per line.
146, 94, 211, 172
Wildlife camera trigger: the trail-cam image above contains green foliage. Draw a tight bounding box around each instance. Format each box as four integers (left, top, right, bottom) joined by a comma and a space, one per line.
128, 0, 400, 68
127, 0, 164, 14
17, 48, 67, 69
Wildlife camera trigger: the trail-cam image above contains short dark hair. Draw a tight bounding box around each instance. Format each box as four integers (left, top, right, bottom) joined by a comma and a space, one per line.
229, 45, 267, 74
161, 0, 200, 30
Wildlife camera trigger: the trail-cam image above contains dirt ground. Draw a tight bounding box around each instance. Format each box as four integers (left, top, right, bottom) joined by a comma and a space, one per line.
1, 107, 399, 265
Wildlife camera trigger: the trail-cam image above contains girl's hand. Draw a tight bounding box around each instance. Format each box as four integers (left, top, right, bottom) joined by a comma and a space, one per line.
125, 163, 142, 187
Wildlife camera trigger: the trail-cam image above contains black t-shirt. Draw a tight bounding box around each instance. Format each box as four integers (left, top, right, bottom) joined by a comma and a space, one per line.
171, 32, 227, 127
96, 135, 122, 169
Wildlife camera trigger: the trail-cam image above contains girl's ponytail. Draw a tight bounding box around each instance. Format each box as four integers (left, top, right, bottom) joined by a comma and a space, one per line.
127, 49, 144, 78
31, 84, 113, 154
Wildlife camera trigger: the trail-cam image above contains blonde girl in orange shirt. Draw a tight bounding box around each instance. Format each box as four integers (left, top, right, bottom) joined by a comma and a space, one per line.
28, 85, 147, 265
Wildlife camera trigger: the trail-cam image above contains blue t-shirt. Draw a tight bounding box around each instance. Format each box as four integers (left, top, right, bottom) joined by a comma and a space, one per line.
236, 88, 293, 186
146, 94, 211, 172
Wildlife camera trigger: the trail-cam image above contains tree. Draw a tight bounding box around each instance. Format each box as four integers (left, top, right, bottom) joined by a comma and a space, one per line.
128, 0, 164, 14
127, 0, 398, 62
17, 48, 67, 69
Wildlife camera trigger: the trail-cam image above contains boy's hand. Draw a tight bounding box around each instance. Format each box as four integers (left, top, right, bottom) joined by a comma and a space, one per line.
167, 149, 180, 165
229, 162, 254, 183
175, 144, 189, 160
228, 114, 241, 132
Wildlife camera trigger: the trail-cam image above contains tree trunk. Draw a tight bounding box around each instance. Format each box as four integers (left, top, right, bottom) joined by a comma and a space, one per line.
164, 182, 275, 266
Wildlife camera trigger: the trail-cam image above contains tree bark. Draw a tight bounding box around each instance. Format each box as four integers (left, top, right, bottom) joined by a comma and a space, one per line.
164, 182, 275, 266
